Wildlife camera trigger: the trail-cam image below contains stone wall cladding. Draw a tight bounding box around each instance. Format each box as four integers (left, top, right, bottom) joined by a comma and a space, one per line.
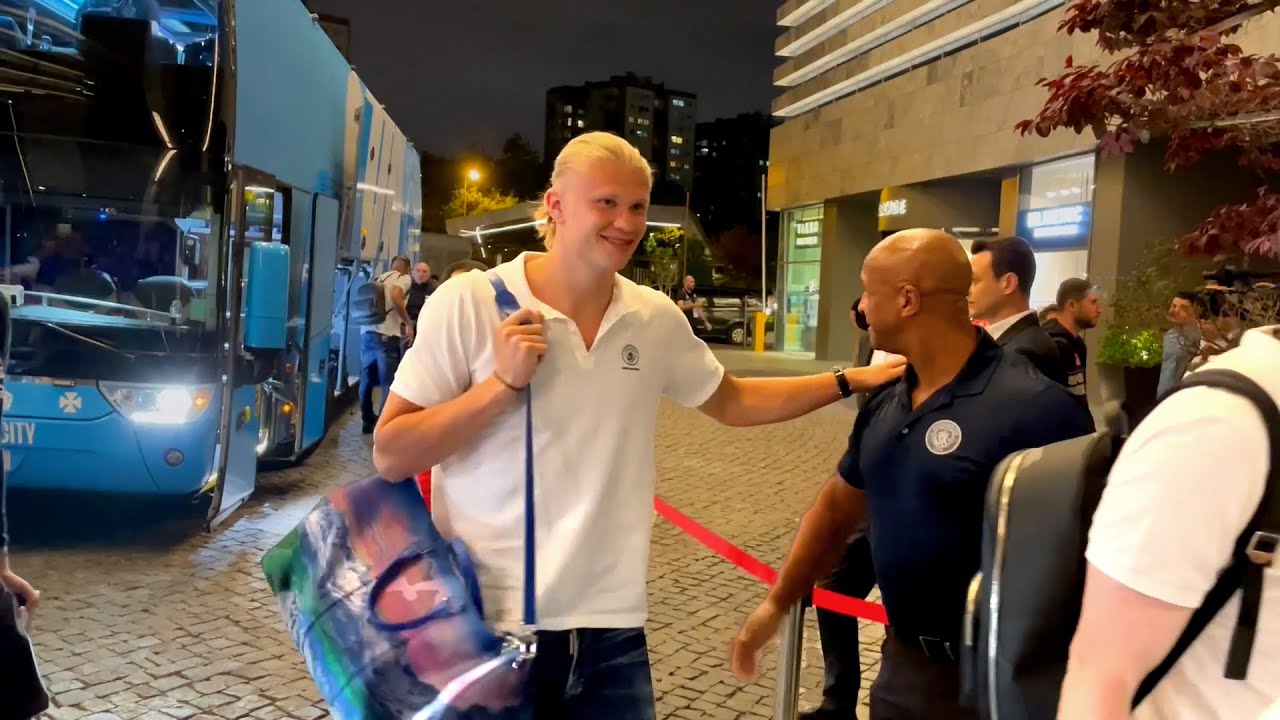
768, 4, 1280, 209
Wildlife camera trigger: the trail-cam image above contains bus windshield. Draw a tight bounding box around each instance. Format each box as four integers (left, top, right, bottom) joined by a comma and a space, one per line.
0, 185, 226, 379
0, 0, 225, 381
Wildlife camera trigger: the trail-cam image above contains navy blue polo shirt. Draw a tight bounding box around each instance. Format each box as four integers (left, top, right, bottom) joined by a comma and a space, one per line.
837, 329, 1094, 644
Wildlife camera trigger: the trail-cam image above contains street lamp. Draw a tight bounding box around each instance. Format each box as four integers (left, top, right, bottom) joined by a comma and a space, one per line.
462, 168, 482, 217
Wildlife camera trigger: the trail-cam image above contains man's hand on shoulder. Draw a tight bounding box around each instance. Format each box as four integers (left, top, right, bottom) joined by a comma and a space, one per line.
844, 356, 907, 392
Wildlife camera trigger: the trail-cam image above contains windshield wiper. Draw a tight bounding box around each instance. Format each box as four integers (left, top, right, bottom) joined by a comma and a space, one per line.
38, 321, 135, 360
6, 99, 35, 208
24, 291, 174, 324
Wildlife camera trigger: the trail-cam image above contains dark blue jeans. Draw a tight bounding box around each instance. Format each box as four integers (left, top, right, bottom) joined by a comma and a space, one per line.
359, 331, 402, 427
525, 628, 654, 720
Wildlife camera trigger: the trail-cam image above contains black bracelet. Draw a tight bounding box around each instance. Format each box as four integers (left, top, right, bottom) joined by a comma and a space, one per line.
493, 372, 524, 392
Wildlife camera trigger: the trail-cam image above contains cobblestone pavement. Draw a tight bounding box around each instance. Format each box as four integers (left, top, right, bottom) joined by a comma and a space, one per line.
11, 371, 882, 719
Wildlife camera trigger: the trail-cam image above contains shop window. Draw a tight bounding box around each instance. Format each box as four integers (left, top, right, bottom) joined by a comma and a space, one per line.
1019, 153, 1096, 309
778, 205, 824, 354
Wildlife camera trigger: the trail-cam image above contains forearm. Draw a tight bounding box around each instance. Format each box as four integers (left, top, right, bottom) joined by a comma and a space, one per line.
719, 374, 842, 427
1057, 662, 1135, 720
766, 482, 862, 609
372, 376, 518, 479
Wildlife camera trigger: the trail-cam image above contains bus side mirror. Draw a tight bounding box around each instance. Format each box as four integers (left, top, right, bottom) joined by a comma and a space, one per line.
244, 242, 289, 352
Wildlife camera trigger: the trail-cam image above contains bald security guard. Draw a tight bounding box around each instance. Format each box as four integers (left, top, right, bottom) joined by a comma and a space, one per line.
729, 229, 1095, 719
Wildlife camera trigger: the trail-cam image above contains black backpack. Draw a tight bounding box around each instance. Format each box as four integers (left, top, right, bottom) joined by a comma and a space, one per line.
350, 270, 399, 326
960, 368, 1279, 719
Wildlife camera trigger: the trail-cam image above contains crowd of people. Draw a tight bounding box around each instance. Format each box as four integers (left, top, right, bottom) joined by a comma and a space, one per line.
5, 127, 1268, 719
364, 130, 1276, 719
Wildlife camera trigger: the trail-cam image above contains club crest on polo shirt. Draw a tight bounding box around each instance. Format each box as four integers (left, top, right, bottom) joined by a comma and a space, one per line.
925, 419, 963, 455
621, 343, 640, 371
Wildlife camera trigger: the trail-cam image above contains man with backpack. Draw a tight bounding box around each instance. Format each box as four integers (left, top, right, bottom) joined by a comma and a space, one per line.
358, 255, 412, 434
1058, 325, 1279, 719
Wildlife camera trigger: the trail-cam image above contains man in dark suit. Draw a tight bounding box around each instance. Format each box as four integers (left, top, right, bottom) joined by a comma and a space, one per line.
968, 236, 1066, 385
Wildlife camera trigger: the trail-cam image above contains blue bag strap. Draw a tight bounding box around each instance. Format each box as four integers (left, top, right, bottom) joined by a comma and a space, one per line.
489, 274, 537, 628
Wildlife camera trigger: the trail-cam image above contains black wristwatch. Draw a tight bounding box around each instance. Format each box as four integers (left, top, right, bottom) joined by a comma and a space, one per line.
831, 366, 854, 399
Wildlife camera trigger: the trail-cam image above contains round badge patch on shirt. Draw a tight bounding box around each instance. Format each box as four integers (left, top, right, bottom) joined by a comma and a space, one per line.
925, 419, 963, 455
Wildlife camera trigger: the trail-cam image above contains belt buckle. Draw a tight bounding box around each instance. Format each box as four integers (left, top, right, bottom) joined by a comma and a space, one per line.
918, 635, 955, 662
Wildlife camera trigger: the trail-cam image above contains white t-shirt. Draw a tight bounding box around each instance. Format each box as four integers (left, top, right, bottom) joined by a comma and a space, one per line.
390, 253, 725, 631
362, 271, 412, 338
1086, 326, 1279, 719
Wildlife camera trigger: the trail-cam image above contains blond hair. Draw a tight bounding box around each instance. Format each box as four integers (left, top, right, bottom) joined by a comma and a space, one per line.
534, 132, 653, 248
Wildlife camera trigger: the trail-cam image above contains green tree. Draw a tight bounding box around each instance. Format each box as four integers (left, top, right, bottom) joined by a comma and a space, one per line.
709, 224, 765, 288
443, 185, 518, 221
642, 227, 713, 290
1017, 0, 1280, 259
642, 227, 682, 290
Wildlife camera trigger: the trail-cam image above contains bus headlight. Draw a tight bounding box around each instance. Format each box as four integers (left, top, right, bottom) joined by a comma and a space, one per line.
99, 382, 215, 425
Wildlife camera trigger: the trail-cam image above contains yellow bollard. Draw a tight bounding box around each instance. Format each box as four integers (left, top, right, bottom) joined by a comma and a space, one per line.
753, 311, 767, 353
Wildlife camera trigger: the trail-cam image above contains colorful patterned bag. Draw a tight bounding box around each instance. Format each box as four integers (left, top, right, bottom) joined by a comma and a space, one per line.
260, 274, 538, 719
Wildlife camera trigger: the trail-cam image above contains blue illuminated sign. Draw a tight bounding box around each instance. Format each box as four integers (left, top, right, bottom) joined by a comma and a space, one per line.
1016, 203, 1092, 250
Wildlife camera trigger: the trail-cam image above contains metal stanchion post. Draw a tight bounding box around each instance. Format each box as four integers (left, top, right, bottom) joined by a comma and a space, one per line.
773, 600, 806, 720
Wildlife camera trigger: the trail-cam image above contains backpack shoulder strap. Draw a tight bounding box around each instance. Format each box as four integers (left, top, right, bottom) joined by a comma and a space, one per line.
1134, 368, 1280, 705
487, 273, 537, 629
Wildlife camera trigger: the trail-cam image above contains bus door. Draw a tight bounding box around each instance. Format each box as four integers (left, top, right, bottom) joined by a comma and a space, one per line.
207, 172, 280, 528
260, 188, 337, 460
299, 193, 339, 450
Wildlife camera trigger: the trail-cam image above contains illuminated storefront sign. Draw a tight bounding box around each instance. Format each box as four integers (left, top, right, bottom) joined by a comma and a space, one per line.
1017, 203, 1092, 249
878, 198, 908, 218
793, 219, 821, 247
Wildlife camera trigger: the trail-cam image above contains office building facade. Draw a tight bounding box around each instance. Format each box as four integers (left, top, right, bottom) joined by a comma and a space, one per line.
545, 73, 697, 191
766, 0, 1279, 408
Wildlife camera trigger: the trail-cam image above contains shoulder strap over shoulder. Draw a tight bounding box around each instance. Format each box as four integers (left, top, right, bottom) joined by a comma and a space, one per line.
1134, 368, 1280, 705
487, 273, 537, 629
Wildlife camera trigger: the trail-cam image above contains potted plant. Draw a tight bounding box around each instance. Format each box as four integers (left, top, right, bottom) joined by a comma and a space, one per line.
1096, 239, 1211, 423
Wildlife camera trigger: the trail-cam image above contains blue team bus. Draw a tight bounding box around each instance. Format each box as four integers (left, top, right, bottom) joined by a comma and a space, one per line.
0, 0, 421, 527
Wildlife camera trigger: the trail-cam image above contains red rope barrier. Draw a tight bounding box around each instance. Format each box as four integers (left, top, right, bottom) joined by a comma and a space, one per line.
417, 472, 887, 624
653, 497, 888, 625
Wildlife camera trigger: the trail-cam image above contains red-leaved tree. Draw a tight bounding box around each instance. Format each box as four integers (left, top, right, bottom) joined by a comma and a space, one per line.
1016, 0, 1280, 259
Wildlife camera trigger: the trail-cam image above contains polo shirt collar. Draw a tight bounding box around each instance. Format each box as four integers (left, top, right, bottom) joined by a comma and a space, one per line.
894, 327, 1003, 417
494, 251, 646, 328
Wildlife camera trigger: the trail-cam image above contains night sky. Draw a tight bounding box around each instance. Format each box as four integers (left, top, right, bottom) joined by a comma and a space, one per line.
303, 0, 782, 156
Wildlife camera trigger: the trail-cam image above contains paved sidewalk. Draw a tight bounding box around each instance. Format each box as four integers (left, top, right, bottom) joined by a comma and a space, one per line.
713, 346, 834, 377
11, 384, 878, 718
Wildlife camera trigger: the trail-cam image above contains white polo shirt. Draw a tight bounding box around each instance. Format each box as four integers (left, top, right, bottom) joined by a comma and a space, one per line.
1086, 326, 1279, 719
390, 253, 725, 631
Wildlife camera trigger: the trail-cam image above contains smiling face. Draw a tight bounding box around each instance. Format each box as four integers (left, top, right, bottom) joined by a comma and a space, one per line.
543, 158, 651, 275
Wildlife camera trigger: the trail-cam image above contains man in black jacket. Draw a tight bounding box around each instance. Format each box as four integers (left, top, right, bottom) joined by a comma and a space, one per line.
968, 236, 1066, 385
1043, 277, 1100, 404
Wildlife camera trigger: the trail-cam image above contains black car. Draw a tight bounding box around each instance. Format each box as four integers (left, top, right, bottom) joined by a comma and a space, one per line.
677, 287, 770, 346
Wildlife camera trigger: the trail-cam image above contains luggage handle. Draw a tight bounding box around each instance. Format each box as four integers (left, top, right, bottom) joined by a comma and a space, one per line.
367, 546, 470, 632
488, 274, 538, 630
365, 273, 539, 634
